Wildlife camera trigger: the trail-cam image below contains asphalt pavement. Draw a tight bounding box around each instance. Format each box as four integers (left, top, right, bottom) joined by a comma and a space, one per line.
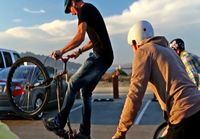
0, 86, 164, 139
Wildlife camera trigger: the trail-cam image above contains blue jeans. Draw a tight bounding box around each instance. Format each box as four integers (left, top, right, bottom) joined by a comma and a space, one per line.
55, 53, 111, 136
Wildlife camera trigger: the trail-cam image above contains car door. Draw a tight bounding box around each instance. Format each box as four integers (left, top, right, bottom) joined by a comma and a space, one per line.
3, 51, 13, 67
0, 52, 5, 70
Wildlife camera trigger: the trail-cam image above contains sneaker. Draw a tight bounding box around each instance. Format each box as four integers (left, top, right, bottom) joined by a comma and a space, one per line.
75, 132, 91, 139
42, 118, 66, 137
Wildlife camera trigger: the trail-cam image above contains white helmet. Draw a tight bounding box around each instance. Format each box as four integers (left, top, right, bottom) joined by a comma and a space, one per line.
127, 20, 154, 45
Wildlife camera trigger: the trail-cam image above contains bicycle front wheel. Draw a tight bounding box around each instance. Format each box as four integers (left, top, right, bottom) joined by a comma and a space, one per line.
153, 122, 167, 139
6, 56, 50, 118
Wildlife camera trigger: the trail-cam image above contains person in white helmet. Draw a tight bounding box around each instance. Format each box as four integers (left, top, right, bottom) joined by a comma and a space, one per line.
112, 20, 200, 139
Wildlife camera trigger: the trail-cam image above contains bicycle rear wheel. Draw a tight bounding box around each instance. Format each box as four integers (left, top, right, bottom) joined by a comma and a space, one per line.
6, 56, 50, 118
153, 122, 167, 139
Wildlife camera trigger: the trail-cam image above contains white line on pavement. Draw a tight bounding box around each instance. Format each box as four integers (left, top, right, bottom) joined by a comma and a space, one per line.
134, 100, 151, 125
71, 105, 82, 113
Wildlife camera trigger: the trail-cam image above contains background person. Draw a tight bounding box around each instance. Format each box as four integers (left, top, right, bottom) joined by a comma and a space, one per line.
43, 0, 113, 138
112, 20, 200, 139
170, 38, 200, 90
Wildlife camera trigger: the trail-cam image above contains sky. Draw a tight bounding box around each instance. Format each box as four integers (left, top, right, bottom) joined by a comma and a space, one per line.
0, 0, 200, 66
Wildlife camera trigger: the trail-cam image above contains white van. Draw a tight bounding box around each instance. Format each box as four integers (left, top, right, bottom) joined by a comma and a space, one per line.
0, 48, 20, 70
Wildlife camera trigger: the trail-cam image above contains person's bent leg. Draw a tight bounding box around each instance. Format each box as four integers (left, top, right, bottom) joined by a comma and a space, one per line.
78, 80, 102, 139
43, 57, 93, 132
165, 122, 184, 139
79, 94, 92, 136
79, 60, 109, 137
43, 81, 79, 137
166, 110, 200, 139
58, 81, 79, 128
54, 54, 100, 128
184, 110, 200, 139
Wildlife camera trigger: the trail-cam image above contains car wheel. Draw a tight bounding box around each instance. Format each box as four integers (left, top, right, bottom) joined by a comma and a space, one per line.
35, 97, 43, 108
34, 97, 44, 119
35, 112, 43, 120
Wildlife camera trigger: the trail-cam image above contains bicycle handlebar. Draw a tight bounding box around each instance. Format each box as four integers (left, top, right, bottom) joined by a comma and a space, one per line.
61, 54, 76, 63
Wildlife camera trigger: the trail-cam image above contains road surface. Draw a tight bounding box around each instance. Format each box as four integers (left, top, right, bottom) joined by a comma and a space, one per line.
0, 86, 164, 139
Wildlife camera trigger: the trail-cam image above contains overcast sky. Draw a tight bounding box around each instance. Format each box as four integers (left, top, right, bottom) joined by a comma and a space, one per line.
0, 0, 200, 65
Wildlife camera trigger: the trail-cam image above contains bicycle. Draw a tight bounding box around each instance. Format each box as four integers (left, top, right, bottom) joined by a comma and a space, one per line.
153, 121, 167, 139
6, 54, 77, 139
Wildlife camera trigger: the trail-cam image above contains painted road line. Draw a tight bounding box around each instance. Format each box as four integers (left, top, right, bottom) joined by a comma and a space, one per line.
134, 100, 151, 125
71, 105, 82, 113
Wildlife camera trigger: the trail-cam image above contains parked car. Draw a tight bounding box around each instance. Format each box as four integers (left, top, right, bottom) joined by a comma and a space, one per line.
0, 48, 20, 70
0, 65, 67, 119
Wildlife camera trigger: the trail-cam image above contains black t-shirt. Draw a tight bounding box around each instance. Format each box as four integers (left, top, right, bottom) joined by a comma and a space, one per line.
78, 3, 113, 65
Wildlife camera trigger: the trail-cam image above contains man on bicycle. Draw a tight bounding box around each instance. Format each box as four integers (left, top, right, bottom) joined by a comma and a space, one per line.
170, 38, 200, 91
112, 20, 200, 139
43, 0, 113, 139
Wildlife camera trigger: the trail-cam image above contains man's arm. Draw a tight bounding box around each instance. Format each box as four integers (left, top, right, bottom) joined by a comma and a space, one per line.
61, 22, 87, 54
51, 22, 87, 60
113, 49, 152, 138
79, 40, 93, 53
71, 40, 93, 59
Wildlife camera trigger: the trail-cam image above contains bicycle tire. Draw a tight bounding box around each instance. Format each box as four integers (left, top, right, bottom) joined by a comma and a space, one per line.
6, 56, 50, 118
153, 122, 167, 139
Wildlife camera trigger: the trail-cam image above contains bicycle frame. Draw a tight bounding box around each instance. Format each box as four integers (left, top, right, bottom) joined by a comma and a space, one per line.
29, 55, 73, 90
54, 55, 77, 138
57, 56, 75, 136
49, 55, 77, 138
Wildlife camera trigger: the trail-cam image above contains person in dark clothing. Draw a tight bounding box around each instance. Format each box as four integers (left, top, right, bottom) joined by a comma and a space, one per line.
43, 0, 113, 138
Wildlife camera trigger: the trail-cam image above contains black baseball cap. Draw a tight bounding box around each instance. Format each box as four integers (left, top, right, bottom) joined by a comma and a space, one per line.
64, 0, 72, 14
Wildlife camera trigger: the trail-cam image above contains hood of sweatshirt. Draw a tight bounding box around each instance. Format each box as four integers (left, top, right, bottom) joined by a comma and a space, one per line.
140, 36, 169, 48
